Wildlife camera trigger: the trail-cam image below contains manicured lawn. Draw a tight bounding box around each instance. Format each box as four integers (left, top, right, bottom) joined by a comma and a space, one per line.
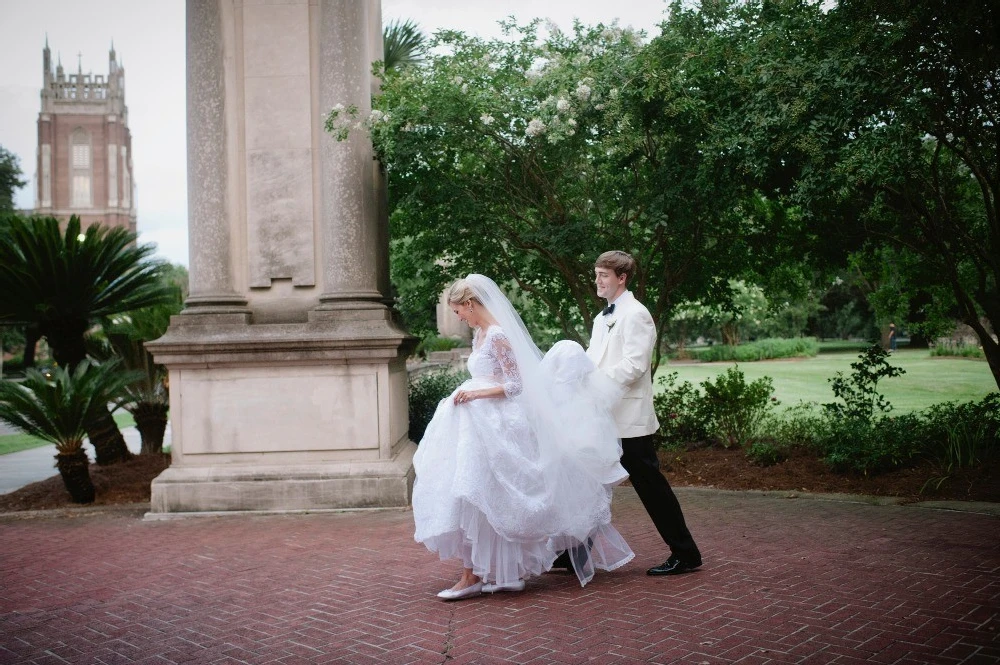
0, 433, 49, 456
0, 410, 137, 456
657, 348, 997, 413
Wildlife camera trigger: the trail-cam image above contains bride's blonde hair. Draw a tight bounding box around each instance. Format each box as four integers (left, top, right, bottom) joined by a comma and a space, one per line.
447, 279, 480, 306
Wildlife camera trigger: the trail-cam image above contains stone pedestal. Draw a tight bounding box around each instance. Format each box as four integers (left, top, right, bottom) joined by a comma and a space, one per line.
147, 0, 414, 516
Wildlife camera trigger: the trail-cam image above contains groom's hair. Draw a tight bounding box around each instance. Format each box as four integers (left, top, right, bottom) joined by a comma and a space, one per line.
595, 251, 637, 282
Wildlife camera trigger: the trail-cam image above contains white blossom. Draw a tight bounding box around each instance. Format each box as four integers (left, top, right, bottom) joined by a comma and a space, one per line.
369, 109, 388, 124
331, 103, 345, 114
575, 84, 592, 102
556, 98, 571, 113
567, 118, 577, 127
480, 114, 495, 126
462, 83, 469, 94
526, 68, 542, 82
453, 76, 464, 85
526, 118, 546, 137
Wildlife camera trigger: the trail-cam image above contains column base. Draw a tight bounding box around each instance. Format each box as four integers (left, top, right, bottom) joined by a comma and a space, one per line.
145, 443, 415, 518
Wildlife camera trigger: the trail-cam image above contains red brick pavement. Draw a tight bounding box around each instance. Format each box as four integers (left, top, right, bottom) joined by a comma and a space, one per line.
1, 489, 997, 664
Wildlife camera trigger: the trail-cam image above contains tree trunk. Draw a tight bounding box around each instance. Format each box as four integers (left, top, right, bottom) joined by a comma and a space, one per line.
23, 325, 40, 368
721, 322, 740, 346
86, 406, 133, 465
55, 449, 95, 504
133, 402, 169, 455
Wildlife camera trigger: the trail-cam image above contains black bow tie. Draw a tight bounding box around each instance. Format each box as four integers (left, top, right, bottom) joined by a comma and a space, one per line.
602, 303, 615, 316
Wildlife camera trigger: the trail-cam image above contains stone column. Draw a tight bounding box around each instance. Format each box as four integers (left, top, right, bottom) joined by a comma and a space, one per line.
315, 0, 379, 309
184, 0, 248, 313
146, 0, 415, 518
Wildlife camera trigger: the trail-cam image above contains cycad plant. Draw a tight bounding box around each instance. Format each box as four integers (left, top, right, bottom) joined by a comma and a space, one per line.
0, 215, 175, 464
0, 361, 135, 503
103, 302, 180, 454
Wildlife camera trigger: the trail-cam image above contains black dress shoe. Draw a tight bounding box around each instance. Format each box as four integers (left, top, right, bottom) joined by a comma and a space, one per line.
647, 556, 702, 576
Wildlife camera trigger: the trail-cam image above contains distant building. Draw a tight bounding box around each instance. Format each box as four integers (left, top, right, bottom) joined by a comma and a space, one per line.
33, 39, 136, 234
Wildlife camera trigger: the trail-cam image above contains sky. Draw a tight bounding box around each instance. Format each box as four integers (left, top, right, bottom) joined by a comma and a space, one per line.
0, 1, 670, 267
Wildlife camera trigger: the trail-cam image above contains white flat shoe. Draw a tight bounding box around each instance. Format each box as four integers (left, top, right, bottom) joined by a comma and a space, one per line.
436, 581, 483, 601
482, 580, 526, 593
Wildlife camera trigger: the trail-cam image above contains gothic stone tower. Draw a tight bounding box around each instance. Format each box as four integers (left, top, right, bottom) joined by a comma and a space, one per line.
34, 40, 136, 234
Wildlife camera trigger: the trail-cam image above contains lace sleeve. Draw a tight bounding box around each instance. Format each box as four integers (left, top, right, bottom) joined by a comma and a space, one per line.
488, 331, 523, 397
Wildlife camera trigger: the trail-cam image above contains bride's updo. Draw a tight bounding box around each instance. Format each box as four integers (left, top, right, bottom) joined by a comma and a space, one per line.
447, 279, 480, 306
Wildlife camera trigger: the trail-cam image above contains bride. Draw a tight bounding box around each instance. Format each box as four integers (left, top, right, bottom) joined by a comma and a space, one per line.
412, 274, 634, 600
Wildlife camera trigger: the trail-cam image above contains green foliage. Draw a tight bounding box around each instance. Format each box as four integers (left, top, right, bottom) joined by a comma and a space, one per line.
818, 413, 927, 476
0, 145, 26, 212
716, 0, 1000, 385
414, 335, 467, 358
653, 367, 777, 449
762, 404, 825, 451
700, 367, 777, 449
408, 368, 468, 442
332, 18, 787, 369
921, 394, 1000, 471
383, 19, 425, 71
824, 344, 906, 422
0, 215, 176, 368
652, 372, 712, 449
0, 360, 135, 454
746, 440, 787, 467
682, 338, 818, 363
931, 341, 985, 359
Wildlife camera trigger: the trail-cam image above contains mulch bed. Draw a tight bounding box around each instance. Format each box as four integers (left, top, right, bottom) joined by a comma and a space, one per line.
0, 448, 996, 512
0, 453, 169, 512
661, 446, 1000, 503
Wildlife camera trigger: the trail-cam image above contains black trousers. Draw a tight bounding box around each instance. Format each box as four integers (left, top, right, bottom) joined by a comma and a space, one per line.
620, 434, 701, 563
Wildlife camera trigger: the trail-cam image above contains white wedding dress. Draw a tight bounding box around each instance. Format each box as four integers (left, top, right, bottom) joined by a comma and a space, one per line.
413, 321, 634, 587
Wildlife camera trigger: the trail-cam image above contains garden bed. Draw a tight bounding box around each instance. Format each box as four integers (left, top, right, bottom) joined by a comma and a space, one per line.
1, 447, 996, 513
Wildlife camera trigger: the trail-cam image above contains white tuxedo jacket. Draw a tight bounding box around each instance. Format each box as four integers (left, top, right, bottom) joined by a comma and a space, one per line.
586, 290, 660, 438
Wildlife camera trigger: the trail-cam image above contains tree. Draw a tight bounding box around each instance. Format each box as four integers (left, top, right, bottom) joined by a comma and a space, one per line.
0, 145, 26, 212
0, 361, 135, 503
333, 20, 784, 367
0, 215, 176, 463
383, 19, 425, 71
711, 0, 1000, 386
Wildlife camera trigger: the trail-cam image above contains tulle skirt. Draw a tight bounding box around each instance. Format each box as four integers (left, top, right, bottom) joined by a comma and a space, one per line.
412, 376, 633, 587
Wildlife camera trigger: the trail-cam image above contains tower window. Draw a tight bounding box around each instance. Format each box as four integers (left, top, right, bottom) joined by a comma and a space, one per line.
70, 129, 91, 207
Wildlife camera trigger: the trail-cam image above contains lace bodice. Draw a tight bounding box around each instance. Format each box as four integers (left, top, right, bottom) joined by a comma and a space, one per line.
468, 326, 523, 397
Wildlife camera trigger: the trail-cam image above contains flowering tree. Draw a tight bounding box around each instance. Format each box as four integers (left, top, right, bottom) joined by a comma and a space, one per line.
329, 19, 782, 362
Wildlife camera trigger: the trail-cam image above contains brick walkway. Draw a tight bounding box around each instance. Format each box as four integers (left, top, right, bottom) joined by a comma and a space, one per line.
1, 489, 997, 664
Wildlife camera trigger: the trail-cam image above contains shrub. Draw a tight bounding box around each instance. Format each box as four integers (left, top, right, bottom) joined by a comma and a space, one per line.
824, 343, 905, 422
683, 337, 819, 362
407, 368, 467, 442
921, 393, 1000, 470
700, 366, 777, 448
653, 372, 712, 449
764, 403, 825, 450
818, 413, 928, 475
746, 440, 787, 467
414, 335, 467, 358
930, 341, 985, 359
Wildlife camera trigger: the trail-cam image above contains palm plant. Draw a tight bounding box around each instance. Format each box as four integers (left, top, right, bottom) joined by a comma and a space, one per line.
102, 302, 181, 454
0, 215, 176, 464
383, 19, 425, 71
0, 360, 135, 503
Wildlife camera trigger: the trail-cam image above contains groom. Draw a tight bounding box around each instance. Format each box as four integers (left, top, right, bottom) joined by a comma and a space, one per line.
586, 251, 702, 575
